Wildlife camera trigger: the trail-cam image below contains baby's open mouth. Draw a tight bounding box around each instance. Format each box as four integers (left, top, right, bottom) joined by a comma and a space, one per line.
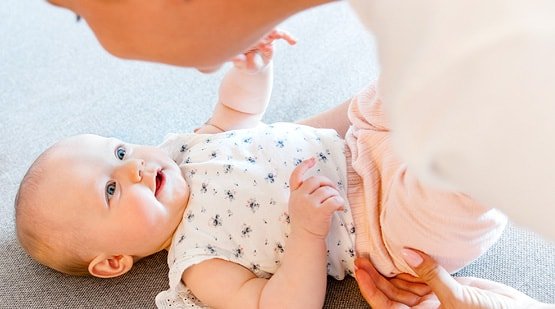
155, 170, 165, 196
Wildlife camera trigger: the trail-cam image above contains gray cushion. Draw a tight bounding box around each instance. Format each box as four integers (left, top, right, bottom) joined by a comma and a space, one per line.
1, 1, 553, 307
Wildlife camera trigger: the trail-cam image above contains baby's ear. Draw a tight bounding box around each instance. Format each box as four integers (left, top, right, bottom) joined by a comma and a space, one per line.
88, 255, 134, 278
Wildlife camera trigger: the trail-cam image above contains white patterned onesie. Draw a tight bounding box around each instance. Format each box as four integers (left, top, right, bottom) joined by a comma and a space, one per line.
155, 123, 356, 308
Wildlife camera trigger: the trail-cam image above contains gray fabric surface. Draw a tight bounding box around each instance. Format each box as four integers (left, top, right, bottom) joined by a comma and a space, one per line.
1, 1, 553, 308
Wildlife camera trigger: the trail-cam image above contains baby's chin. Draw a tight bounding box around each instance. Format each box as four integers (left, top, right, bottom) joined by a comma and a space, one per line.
160, 169, 189, 207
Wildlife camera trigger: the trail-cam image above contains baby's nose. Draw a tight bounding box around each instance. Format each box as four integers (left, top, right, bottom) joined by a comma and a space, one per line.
121, 159, 145, 182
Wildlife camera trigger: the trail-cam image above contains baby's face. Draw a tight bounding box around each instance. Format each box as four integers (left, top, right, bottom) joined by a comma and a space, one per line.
45, 134, 189, 259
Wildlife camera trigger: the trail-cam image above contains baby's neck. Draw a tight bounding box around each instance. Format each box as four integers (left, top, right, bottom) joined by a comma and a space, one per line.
162, 204, 189, 251
161, 237, 174, 251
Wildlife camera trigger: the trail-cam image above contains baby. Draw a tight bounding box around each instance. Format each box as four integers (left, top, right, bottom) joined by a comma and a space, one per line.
15, 31, 507, 308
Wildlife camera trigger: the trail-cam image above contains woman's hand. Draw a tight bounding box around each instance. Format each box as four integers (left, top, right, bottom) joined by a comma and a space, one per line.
355, 249, 551, 308
354, 256, 432, 308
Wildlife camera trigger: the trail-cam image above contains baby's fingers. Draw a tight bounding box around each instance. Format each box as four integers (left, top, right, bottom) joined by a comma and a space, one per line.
246, 51, 264, 71
312, 186, 340, 204
232, 51, 264, 72
313, 185, 344, 212
289, 158, 316, 191
231, 54, 247, 69
322, 194, 345, 212
267, 29, 297, 45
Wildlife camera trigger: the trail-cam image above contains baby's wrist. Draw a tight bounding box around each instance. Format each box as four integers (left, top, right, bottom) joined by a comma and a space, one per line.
290, 226, 328, 242
193, 121, 225, 134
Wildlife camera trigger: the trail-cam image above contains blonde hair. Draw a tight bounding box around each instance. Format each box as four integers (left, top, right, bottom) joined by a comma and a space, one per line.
15, 147, 91, 276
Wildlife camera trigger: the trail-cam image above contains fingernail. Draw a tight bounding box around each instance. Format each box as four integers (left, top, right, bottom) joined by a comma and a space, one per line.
401, 248, 423, 268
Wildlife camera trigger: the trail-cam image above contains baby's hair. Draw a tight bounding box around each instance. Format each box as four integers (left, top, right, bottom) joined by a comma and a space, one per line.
14, 145, 90, 276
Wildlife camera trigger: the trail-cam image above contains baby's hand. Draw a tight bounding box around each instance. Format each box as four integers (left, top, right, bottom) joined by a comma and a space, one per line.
288, 158, 344, 239
231, 29, 296, 73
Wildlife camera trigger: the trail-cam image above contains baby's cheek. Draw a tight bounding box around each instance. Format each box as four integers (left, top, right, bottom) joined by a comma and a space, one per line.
167, 172, 190, 203
126, 194, 162, 223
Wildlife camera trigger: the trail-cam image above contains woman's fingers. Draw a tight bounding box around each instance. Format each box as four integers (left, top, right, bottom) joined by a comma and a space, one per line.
354, 265, 410, 309
401, 248, 461, 304
355, 257, 423, 307
389, 278, 432, 297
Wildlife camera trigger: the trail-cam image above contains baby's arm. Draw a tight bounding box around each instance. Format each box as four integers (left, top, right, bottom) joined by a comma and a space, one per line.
182, 158, 344, 308
196, 30, 296, 133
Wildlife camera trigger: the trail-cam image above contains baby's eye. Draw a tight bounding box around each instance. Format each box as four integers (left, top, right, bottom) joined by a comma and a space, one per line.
115, 146, 126, 160
105, 181, 117, 200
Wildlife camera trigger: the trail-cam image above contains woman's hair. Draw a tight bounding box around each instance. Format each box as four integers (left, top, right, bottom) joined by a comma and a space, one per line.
14, 147, 90, 276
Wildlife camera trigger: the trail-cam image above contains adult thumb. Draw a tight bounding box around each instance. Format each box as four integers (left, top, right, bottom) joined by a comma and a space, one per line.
401, 248, 462, 306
